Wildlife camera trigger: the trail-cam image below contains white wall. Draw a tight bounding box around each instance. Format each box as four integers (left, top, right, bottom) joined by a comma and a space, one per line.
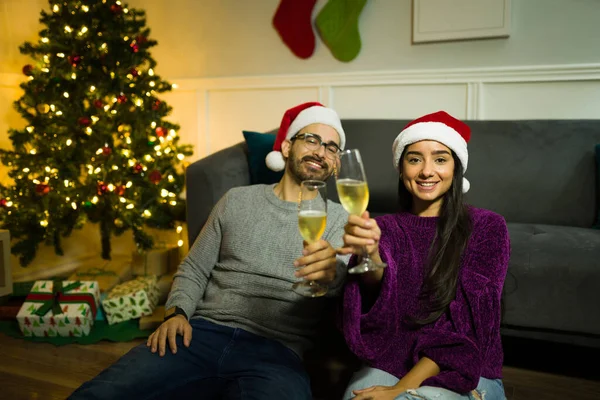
2, 0, 600, 78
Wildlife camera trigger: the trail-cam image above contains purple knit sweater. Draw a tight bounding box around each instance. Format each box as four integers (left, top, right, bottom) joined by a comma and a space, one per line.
342, 207, 510, 394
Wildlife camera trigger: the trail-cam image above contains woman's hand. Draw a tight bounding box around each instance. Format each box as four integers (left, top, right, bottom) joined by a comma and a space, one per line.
351, 385, 407, 400
337, 211, 382, 261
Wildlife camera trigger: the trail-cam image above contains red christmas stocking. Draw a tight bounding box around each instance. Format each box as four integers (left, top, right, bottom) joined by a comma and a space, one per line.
272, 0, 318, 59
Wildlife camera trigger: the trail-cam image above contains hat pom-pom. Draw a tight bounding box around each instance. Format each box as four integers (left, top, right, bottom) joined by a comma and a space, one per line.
462, 177, 470, 193
266, 151, 286, 171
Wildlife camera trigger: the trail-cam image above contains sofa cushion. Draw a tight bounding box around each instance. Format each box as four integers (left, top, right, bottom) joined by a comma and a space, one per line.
502, 223, 600, 336
242, 130, 284, 185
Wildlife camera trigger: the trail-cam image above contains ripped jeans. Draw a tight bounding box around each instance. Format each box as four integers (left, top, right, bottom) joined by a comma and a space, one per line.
343, 366, 506, 400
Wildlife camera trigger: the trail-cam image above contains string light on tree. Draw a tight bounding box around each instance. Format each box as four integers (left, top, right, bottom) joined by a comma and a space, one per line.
0, 0, 193, 266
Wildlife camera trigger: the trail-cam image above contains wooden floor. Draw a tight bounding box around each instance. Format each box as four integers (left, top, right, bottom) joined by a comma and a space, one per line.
1, 332, 599, 400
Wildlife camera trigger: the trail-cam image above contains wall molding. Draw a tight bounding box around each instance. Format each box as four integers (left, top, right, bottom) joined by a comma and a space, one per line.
170, 63, 600, 91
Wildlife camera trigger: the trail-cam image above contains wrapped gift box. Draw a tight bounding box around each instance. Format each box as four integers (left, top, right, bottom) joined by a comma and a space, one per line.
132, 245, 181, 277
139, 306, 165, 331
68, 258, 133, 294
16, 280, 100, 337
102, 275, 159, 325
156, 273, 174, 305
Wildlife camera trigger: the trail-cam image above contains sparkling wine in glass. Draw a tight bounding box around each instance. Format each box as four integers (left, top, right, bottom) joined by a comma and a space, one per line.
292, 180, 329, 297
336, 149, 387, 274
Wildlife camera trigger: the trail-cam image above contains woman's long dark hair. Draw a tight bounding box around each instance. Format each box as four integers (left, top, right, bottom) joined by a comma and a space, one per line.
398, 149, 473, 326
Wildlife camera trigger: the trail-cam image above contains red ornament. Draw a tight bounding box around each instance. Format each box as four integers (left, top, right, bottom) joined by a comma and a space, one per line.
93, 99, 104, 109
136, 35, 148, 44
110, 4, 123, 14
151, 100, 161, 111
117, 94, 127, 104
102, 146, 112, 156
149, 170, 162, 184
0, 198, 7, 208
35, 183, 50, 196
116, 185, 126, 196
130, 68, 139, 77
97, 182, 108, 195
67, 55, 81, 67
134, 163, 143, 173
155, 127, 166, 137
22, 64, 34, 76
78, 116, 91, 127
130, 43, 139, 53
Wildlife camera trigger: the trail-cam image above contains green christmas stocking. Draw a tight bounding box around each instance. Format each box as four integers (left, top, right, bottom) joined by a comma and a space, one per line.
315, 0, 368, 62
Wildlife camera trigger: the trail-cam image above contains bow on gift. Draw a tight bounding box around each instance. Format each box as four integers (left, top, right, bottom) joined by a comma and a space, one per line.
26, 280, 97, 318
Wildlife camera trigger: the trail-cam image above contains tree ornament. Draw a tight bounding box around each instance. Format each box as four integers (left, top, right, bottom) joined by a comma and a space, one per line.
35, 183, 50, 196
155, 127, 166, 137
102, 146, 112, 156
136, 35, 147, 44
130, 68, 139, 77
67, 55, 81, 67
84, 201, 92, 208
114, 218, 124, 228
78, 116, 91, 127
116, 185, 126, 195
37, 104, 50, 114
130, 43, 139, 53
22, 64, 34, 76
110, 4, 123, 14
97, 182, 108, 195
93, 99, 104, 109
117, 94, 127, 104
0, 198, 7, 208
149, 170, 162, 184
133, 163, 143, 173
151, 100, 161, 111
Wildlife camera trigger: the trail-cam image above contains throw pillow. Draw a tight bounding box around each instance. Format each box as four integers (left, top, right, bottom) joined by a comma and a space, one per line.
595, 144, 600, 229
243, 130, 284, 185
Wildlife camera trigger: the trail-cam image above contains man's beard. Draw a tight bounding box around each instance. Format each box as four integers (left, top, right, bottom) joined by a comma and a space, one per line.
287, 148, 331, 183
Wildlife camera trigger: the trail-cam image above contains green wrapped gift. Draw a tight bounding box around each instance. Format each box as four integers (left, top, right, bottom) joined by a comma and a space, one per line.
102, 275, 159, 325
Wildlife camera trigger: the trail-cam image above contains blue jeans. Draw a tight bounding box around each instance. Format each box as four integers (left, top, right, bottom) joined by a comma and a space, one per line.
343, 366, 506, 400
69, 318, 312, 400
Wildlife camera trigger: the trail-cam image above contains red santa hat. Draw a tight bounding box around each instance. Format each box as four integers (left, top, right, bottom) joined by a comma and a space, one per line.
392, 111, 471, 193
265, 101, 345, 171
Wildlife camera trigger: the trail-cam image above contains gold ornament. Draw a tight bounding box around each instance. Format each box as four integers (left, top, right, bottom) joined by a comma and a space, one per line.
37, 104, 50, 114
114, 218, 124, 228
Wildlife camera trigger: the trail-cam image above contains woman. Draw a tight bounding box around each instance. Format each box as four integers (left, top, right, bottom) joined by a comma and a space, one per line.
339, 111, 510, 400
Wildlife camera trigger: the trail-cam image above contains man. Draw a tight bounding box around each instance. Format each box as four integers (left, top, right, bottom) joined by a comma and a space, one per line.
69, 101, 350, 399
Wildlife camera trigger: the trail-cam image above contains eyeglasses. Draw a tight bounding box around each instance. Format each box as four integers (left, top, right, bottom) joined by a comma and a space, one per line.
291, 133, 341, 159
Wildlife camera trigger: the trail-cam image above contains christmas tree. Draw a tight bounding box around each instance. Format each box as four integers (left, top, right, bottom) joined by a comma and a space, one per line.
0, 0, 193, 266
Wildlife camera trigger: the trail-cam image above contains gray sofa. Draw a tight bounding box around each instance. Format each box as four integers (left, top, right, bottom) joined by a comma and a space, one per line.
185, 119, 600, 396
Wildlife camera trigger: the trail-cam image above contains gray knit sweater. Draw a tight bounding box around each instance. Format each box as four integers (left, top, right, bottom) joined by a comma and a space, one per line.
165, 184, 349, 356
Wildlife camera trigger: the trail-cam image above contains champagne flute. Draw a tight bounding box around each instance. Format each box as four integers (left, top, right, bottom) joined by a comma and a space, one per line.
292, 180, 329, 297
336, 149, 387, 274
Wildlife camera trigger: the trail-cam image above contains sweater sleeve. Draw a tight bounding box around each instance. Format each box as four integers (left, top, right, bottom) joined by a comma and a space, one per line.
165, 192, 229, 320
341, 218, 401, 362
414, 214, 510, 393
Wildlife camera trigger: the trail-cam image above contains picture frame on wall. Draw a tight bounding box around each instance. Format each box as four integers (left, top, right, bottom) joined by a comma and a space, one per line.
412, 0, 511, 44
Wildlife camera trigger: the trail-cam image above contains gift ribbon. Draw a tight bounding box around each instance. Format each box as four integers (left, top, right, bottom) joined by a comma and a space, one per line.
27, 280, 98, 318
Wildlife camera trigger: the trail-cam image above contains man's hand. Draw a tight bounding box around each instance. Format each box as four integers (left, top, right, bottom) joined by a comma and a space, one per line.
146, 315, 192, 357
293, 239, 337, 284
351, 385, 407, 400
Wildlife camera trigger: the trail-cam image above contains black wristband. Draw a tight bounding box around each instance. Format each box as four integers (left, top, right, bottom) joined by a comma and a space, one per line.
164, 306, 187, 321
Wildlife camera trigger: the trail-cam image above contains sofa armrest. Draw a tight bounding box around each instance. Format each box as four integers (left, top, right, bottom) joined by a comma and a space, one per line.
185, 142, 251, 245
